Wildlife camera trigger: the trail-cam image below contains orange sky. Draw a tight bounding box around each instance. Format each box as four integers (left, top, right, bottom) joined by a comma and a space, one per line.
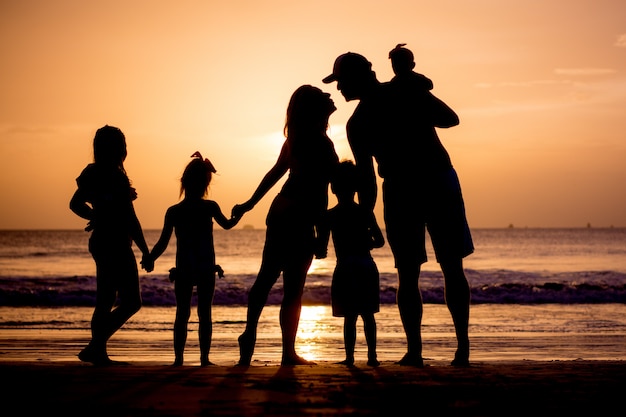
1, 0, 625, 230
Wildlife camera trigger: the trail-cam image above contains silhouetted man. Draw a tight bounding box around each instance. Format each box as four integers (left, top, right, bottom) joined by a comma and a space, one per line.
323, 51, 473, 367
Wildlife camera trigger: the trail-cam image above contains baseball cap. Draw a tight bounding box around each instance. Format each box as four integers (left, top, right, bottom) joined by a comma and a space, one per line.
322, 52, 372, 83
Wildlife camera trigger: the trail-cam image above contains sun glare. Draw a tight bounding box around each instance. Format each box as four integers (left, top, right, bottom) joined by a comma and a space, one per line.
307, 258, 334, 275
296, 305, 333, 362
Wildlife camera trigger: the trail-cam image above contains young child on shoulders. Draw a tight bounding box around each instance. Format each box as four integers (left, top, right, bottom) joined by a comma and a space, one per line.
316, 160, 385, 367
149, 151, 239, 366
387, 43, 459, 130
388, 43, 433, 90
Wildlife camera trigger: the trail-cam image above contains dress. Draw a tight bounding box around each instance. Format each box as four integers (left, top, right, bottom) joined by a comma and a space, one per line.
322, 202, 380, 317
167, 199, 219, 285
264, 133, 339, 267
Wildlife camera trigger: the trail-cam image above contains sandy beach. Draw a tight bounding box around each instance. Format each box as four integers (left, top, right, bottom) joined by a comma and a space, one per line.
2, 304, 626, 416
3, 359, 625, 416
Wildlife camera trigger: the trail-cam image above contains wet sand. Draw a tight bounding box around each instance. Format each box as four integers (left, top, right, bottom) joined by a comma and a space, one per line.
3, 359, 625, 416
2, 306, 626, 416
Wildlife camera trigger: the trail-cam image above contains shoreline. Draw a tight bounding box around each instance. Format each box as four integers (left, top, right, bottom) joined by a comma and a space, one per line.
3, 303, 626, 415
2, 304, 626, 365
4, 360, 625, 416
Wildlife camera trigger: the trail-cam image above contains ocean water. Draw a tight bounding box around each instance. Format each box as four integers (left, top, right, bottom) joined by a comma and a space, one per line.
1, 228, 625, 363
0, 228, 625, 306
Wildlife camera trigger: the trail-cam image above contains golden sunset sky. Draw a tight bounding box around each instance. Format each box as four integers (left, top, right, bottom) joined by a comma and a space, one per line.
1, 0, 625, 230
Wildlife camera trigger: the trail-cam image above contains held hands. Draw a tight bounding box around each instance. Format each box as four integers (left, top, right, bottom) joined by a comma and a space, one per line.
231, 202, 252, 222
314, 237, 328, 259
215, 264, 225, 279
141, 253, 154, 273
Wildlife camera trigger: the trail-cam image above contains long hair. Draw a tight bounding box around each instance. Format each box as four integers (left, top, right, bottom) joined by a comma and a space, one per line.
283, 85, 330, 141
93, 125, 127, 173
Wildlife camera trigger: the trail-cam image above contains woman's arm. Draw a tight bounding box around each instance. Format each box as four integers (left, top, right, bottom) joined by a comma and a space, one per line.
69, 188, 93, 221
232, 141, 289, 219
128, 202, 153, 272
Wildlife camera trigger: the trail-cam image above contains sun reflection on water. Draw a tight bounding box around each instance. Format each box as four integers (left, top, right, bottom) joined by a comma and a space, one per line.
307, 257, 334, 275
296, 305, 335, 362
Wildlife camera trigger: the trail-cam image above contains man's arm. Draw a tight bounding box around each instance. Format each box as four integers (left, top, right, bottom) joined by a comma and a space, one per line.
426, 92, 459, 128
348, 134, 377, 213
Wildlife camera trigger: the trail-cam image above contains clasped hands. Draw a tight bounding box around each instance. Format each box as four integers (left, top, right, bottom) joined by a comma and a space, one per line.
231, 202, 252, 223
140, 253, 154, 273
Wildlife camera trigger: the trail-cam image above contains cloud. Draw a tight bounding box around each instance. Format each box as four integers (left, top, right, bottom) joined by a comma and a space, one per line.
554, 68, 617, 76
615, 34, 626, 48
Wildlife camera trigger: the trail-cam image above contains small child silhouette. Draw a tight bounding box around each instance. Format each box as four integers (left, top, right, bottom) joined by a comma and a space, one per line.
150, 152, 238, 366
316, 160, 385, 366
388, 43, 433, 89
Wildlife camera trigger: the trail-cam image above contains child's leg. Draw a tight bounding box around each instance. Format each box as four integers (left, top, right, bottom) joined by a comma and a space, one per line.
363, 313, 379, 366
339, 315, 358, 365
84, 273, 117, 362
173, 281, 193, 366
81, 247, 139, 365
197, 275, 216, 366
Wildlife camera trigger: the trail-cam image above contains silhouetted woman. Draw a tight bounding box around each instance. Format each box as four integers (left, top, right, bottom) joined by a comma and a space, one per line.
232, 85, 339, 365
70, 125, 152, 366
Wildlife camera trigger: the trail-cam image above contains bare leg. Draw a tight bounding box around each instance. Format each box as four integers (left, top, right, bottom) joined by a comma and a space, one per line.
173, 281, 193, 366
81, 264, 140, 366
100, 253, 142, 345
363, 314, 379, 366
396, 264, 424, 366
441, 259, 471, 366
238, 263, 281, 366
80, 245, 140, 367
198, 276, 216, 367
80, 287, 116, 365
280, 256, 316, 366
338, 315, 357, 366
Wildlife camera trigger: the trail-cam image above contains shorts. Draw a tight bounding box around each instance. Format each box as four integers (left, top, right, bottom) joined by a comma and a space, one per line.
383, 167, 474, 268
89, 234, 141, 305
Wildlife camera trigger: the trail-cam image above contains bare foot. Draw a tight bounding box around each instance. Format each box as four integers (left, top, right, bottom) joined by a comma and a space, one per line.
451, 358, 470, 367
336, 358, 355, 367
397, 353, 424, 367
200, 359, 216, 367
237, 332, 255, 366
367, 358, 380, 367
281, 355, 316, 366
78, 345, 113, 366
452, 346, 470, 367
